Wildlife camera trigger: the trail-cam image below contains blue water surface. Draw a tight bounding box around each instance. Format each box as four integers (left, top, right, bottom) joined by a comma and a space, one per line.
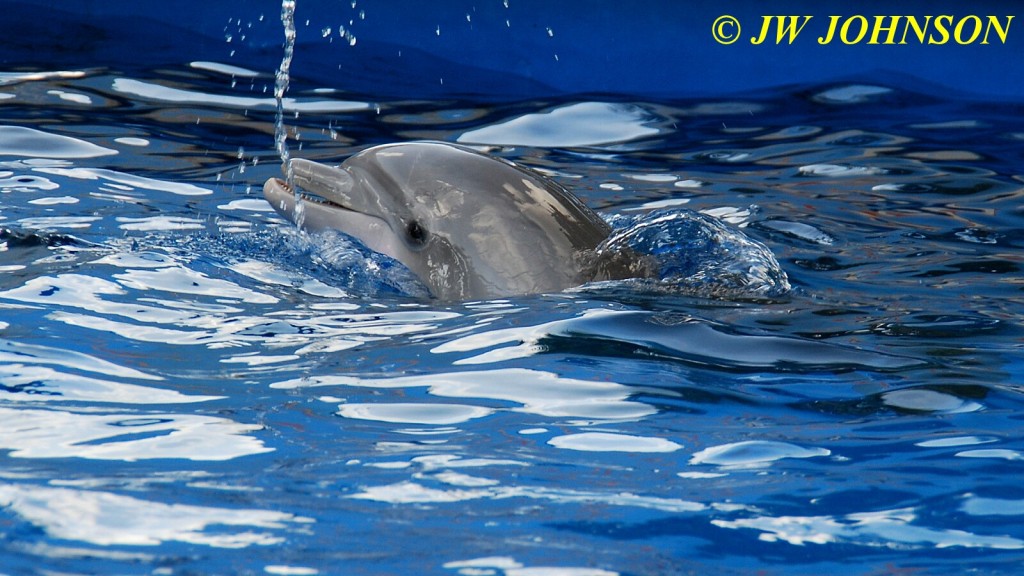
0, 61, 1023, 576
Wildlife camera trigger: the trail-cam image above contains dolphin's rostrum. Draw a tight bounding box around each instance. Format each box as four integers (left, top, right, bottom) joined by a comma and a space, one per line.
264, 141, 651, 300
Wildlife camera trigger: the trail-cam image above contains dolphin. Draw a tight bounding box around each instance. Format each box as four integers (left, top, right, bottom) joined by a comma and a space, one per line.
263, 141, 652, 300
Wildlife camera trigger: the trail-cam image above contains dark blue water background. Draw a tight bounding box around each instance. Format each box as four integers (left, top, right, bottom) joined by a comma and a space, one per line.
0, 58, 1022, 575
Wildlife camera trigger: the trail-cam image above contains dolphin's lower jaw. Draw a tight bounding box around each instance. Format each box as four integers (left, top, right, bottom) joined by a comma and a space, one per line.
263, 177, 303, 222
265, 177, 291, 196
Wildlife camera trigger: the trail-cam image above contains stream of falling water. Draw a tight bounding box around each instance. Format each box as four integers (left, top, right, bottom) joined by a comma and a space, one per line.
274, 0, 303, 226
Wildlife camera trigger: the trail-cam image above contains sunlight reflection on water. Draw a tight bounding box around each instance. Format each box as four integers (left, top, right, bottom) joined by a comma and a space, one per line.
0, 64, 1022, 574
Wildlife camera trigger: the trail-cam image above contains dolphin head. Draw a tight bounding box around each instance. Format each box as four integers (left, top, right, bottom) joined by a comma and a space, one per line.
264, 141, 613, 300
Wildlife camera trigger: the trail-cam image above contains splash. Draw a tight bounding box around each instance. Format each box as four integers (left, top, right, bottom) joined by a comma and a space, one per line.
274, 0, 303, 225
274, 0, 296, 164
596, 209, 792, 298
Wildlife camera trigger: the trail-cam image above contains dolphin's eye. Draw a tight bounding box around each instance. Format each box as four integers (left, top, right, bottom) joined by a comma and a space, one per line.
406, 220, 428, 245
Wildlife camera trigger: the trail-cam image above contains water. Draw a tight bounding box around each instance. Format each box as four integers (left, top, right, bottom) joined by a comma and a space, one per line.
274, 0, 297, 166
0, 62, 1023, 576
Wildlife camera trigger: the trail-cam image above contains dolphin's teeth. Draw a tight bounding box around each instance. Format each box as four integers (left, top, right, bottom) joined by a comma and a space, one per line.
268, 178, 294, 194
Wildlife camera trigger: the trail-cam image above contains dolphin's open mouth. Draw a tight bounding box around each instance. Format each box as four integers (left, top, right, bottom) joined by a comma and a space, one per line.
265, 177, 355, 213
262, 161, 393, 247
264, 158, 367, 221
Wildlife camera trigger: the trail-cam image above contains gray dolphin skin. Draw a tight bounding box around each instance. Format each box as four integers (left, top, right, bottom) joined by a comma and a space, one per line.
264, 141, 647, 300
